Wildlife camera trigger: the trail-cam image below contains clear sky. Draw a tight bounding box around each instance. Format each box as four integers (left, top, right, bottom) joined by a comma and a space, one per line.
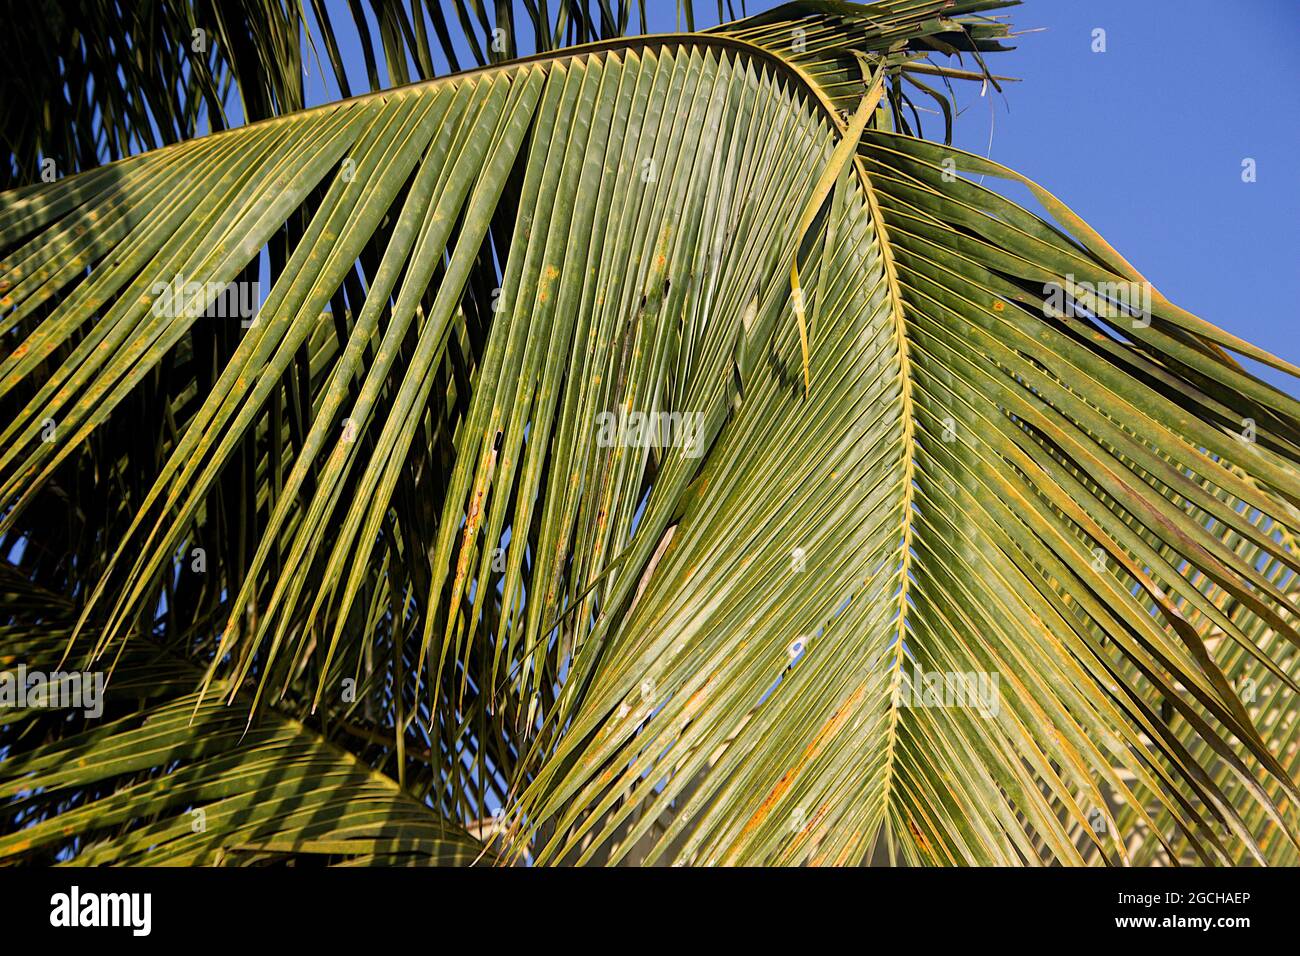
937, 0, 1300, 395
303, 0, 1299, 392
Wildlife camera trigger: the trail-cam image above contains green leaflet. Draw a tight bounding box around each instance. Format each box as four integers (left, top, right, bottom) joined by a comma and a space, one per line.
2, 1, 1299, 867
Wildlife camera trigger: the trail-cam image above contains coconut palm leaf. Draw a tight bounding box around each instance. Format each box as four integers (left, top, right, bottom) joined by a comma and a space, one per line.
0, 0, 729, 189
0, 572, 486, 865
2, 0, 1298, 866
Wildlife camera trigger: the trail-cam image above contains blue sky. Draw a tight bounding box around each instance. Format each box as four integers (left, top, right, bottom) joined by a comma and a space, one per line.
301, 0, 1299, 392
937, 0, 1300, 394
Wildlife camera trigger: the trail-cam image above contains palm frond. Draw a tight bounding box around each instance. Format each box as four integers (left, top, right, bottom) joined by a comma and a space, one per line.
0, 574, 485, 865
2, 0, 1298, 866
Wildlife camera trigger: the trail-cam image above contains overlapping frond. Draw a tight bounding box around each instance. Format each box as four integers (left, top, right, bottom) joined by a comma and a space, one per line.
2, 0, 1297, 866
0, 576, 484, 865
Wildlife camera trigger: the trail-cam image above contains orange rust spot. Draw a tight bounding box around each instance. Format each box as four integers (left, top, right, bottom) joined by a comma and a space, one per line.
739, 683, 868, 838
833, 837, 860, 866
907, 818, 931, 854
538, 264, 560, 303
992, 301, 1005, 312
681, 670, 720, 720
